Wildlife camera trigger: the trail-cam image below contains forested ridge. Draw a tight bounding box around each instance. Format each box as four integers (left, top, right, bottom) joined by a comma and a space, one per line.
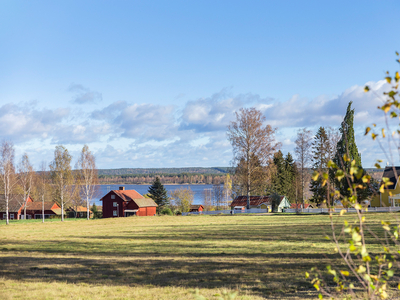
97, 167, 232, 176
97, 167, 233, 185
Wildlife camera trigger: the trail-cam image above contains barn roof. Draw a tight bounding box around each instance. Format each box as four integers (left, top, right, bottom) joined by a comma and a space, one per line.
231, 195, 276, 207
66, 206, 87, 212
131, 197, 158, 207
26, 201, 59, 211
290, 203, 313, 209
190, 205, 204, 210
382, 166, 400, 189
0, 195, 33, 212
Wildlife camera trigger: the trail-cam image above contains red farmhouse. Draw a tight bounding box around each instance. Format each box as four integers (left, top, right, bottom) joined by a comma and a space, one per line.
101, 187, 158, 218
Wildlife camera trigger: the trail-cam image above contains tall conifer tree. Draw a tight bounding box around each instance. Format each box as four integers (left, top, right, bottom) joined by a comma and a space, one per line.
148, 177, 169, 213
333, 101, 368, 201
284, 152, 298, 203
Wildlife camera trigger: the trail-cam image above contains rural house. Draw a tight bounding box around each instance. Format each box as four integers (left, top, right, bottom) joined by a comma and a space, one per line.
101, 187, 158, 218
230, 195, 290, 212
290, 203, 314, 209
66, 206, 92, 218
0, 195, 33, 220
0, 196, 61, 220
25, 201, 62, 219
189, 205, 204, 213
230, 196, 272, 211
372, 166, 400, 207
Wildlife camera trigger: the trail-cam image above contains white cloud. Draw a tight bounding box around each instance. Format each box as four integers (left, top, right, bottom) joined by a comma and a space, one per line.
1, 80, 393, 169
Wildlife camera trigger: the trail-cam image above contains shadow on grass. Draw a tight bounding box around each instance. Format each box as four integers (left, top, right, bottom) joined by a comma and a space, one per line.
0, 251, 322, 298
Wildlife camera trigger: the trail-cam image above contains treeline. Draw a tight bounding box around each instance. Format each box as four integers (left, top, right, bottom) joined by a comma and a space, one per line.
98, 173, 227, 185
228, 103, 379, 208
98, 167, 232, 176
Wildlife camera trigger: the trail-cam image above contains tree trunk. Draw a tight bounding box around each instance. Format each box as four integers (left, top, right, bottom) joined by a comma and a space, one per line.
6, 196, 9, 225
61, 189, 64, 222
87, 195, 90, 221
42, 194, 44, 223
247, 151, 250, 210
302, 166, 305, 213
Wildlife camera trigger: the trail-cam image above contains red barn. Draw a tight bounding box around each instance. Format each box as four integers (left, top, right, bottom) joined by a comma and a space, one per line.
100, 187, 158, 218
25, 201, 62, 219
189, 205, 204, 212
0, 195, 33, 220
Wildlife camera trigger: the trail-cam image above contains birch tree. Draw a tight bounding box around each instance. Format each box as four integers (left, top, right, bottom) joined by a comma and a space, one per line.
38, 161, 49, 223
0, 141, 16, 225
17, 153, 34, 220
227, 108, 280, 209
49, 145, 73, 221
75, 145, 98, 220
294, 128, 313, 209
169, 187, 194, 213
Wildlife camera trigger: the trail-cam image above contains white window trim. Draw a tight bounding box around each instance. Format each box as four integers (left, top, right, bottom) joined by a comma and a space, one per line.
3, 213, 6, 219
113, 210, 117, 216
10, 214, 14, 220
113, 202, 117, 207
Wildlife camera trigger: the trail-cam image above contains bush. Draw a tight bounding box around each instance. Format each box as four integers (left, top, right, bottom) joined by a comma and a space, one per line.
160, 207, 173, 215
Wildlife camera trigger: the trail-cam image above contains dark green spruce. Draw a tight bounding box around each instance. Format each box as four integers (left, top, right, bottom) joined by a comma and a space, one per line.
333, 101, 369, 201
148, 177, 169, 213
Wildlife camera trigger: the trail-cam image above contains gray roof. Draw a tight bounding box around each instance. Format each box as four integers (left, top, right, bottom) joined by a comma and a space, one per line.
132, 197, 158, 208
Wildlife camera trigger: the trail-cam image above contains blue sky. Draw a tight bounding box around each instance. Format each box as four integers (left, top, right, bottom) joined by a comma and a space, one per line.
0, 1, 399, 169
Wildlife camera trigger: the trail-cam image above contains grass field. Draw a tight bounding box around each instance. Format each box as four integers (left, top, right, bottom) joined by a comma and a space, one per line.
0, 213, 397, 299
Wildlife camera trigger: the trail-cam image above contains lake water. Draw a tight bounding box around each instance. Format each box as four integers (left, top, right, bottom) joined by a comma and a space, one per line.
93, 184, 214, 206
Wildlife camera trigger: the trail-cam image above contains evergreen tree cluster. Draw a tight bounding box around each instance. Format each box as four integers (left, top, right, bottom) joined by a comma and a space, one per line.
268, 151, 299, 203
309, 101, 372, 206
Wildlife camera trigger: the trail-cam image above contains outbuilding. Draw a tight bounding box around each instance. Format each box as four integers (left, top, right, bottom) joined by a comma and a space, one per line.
189, 205, 204, 213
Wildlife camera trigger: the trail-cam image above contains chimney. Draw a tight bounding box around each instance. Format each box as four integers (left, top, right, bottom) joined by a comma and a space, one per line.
119, 186, 125, 190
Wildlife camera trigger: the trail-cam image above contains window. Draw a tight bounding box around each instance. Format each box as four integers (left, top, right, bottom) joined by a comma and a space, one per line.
2, 214, 6, 219
113, 202, 117, 207
113, 210, 117, 216
111, 195, 115, 199
10, 214, 14, 220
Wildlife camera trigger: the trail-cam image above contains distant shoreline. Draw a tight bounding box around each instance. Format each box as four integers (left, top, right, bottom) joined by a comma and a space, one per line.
97, 183, 210, 186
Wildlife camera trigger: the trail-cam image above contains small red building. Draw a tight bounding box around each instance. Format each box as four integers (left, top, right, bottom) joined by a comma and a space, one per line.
290, 203, 314, 209
100, 187, 158, 218
189, 205, 204, 212
25, 201, 62, 219
0, 196, 61, 220
0, 195, 34, 220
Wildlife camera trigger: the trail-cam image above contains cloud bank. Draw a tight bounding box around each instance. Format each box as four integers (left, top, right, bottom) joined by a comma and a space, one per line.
0, 81, 391, 169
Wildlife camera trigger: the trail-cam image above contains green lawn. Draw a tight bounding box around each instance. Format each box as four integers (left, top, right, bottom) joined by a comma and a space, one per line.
0, 213, 397, 299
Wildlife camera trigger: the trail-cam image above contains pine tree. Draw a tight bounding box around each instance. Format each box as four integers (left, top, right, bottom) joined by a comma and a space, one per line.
284, 152, 298, 203
272, 150, 285, 195
333, 101, 368, 201
310, 127, 329, 205
148, 177, 169, 213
